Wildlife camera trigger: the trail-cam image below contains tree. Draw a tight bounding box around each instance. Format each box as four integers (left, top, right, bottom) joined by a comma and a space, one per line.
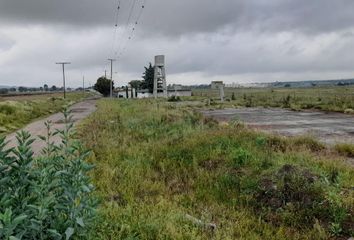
18, 86, 28, 92
0, 88, 9, 95
129, 80, 143, 90
50, 85, 57, 91
141, 63, 154, 93
94, 77, 114, 97
44, 84, 49, 91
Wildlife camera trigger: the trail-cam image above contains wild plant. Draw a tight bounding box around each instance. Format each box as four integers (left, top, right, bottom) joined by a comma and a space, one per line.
0, 110, 96, 240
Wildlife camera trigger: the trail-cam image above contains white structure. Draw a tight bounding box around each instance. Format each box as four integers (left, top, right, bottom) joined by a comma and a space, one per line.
211, 81, 225, 102
137, 89, 192, 99
153, 55, 167, 98
211, 81, 224, 90
115, 87, 136, 99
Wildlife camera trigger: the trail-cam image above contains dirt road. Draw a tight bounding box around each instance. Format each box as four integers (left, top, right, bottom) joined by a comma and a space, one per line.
201, 107, 354, 145
5, 98, 98, 155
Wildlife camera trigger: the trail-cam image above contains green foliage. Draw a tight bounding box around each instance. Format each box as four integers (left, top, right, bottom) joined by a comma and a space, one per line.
141, 63, 155, 93
231, 92, 236, 100
128, 80, 143, 90
167, 96, 182, 102
231, 148, 251, 167
94, 77, 114, 97
0, 111, 97, 239
335, 143, 354, 157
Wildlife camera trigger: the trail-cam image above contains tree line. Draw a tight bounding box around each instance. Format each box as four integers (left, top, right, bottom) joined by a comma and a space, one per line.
94, 63, 155, 97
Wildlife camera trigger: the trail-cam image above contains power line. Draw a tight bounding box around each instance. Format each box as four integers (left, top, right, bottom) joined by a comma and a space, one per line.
116, 0, 146, 59
103, 0, 147, 86
111, 1, 121, 55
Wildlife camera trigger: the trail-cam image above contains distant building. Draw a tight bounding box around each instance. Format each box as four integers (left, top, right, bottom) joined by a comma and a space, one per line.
137, 87, 192, 98
114, 87, 136, 99
211, 81, 224, 89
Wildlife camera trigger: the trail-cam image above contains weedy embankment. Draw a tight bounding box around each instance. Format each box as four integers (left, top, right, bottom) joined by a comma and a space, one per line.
80, 99, 353, 240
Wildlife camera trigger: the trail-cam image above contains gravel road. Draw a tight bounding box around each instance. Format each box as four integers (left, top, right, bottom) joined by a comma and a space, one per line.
5, 98, 98, 156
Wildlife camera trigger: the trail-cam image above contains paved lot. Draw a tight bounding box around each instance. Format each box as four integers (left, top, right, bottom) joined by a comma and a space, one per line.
5, 98, 97, 155
201, 108, 354, 144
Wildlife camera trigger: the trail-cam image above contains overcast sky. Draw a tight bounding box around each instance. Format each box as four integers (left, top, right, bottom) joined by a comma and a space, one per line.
1, 0, 354, 87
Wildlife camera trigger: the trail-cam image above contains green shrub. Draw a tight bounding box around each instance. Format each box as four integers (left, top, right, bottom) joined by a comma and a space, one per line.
231, 148, 251, 167
167, 96, 182, 102
0, 111, 97, 240
0, 104, 17, 115
231, 92, 236, 100
334, 143, 354, 157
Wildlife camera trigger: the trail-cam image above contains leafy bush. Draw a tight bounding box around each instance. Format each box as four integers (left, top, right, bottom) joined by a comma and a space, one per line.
168, 96, 182, 102
0, 111, 97, 240
0, 105, 16, 115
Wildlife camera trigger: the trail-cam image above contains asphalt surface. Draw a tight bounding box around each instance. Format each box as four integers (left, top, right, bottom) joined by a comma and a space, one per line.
201, 107, 354, 144
5, 98, 97, 156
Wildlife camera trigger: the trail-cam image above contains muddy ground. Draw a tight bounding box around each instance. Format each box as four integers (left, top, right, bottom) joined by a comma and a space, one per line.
201, 107, 354, 145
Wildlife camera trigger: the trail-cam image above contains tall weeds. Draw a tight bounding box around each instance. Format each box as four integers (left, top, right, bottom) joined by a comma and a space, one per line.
0, 110, 96, 240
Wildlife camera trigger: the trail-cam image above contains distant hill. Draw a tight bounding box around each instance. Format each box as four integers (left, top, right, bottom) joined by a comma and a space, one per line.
266, 78, 354, 88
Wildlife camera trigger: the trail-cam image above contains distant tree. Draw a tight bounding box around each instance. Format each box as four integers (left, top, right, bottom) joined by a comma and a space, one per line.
141, 63, 155, 93
129, 80, 143, 90
39, 87, 44, 91
44, 84, 49, 91
50, 85, 57, 91
0, 88, 9, 95
231, 92, 236, 100
284, 83, 291, 88
94, 77, 114, 97
9, 88, 16, 92
18, 87, 28, 92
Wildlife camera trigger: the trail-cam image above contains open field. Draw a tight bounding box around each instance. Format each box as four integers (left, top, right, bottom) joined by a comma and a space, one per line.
79, 99, 354, 239
202, 107, 354, 145
193, 85, 354, 113
0, 92, 92, 135
0, 91, 67, 101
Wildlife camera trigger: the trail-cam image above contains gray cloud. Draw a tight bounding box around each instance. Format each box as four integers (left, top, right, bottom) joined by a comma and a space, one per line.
1, 0, 354, 87
1, 0, 354, 35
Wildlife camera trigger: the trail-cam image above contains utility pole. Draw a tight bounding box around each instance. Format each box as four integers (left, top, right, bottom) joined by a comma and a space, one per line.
82, 75, 85, 96
56, 62, 71, 99
104, 70, 107, 79
107, 59, 116, 98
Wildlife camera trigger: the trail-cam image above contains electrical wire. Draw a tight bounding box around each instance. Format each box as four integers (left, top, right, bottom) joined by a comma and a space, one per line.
116, 0, 146, 59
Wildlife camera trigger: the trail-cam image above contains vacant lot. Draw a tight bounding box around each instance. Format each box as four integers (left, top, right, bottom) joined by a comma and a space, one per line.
193, 85, 354, 113
79, 99, 353, 239
202, 107, 354, 145
0, 92, 91, 134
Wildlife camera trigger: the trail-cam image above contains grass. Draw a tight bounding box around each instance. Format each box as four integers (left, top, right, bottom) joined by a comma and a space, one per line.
79, 99, 354, 239
0, 92, 92, 134
193, 85, 354, 113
